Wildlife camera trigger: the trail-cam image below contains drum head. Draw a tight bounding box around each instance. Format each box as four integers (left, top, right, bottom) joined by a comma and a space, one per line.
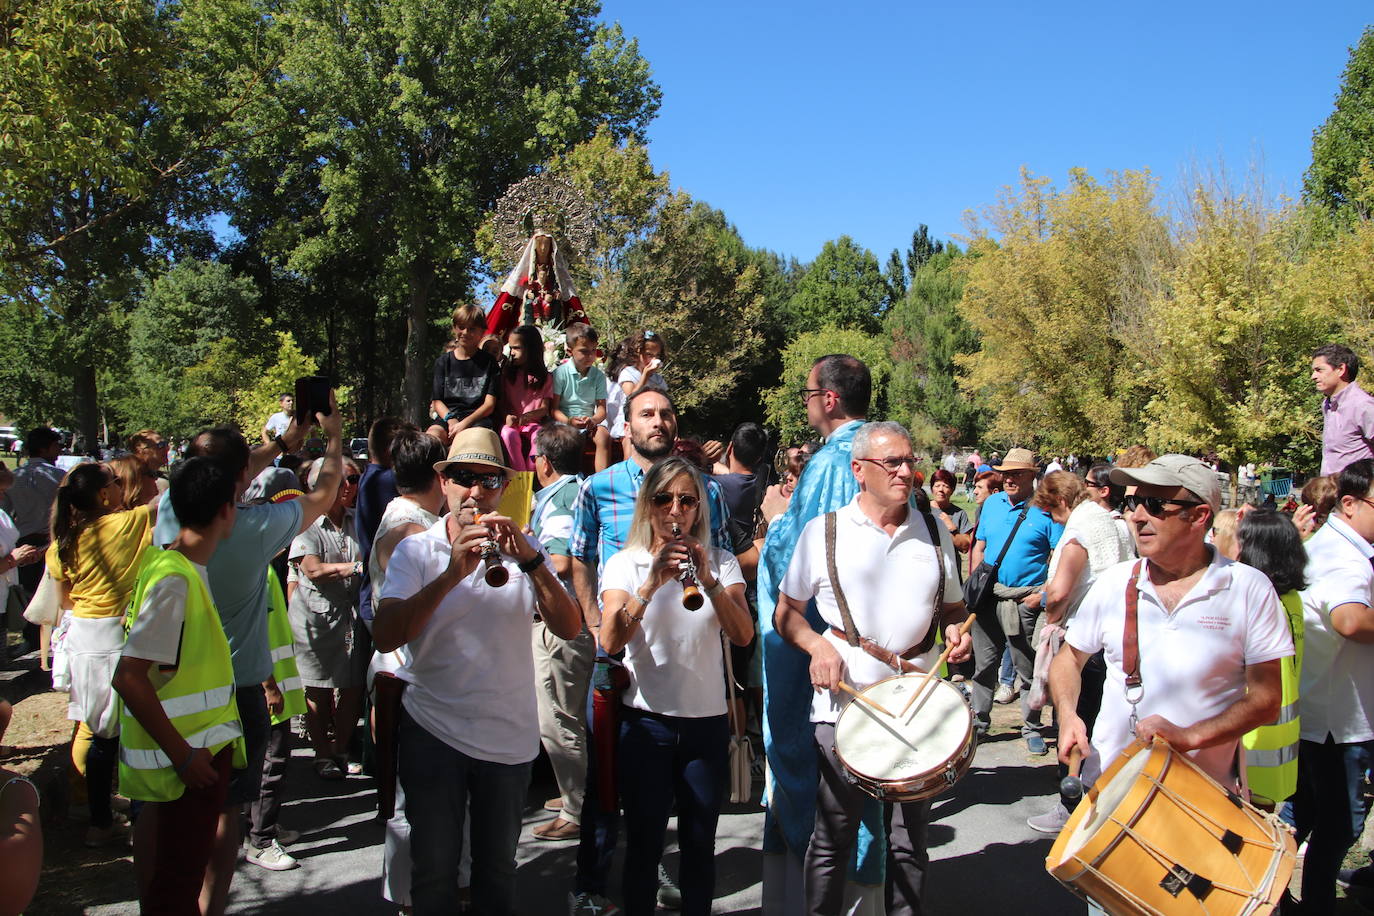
1061, 743, 1153, 858
834, 676, 972, 785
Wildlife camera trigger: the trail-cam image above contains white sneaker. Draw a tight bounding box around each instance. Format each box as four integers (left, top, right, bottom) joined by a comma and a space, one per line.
994, 683, 1017, 704
568, 891, 620, 915
1026, 802, 1071, 835
246, 840, 299, 871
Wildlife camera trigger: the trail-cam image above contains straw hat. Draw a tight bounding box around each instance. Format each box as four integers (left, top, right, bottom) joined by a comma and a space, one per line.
433, 427, 515, 479
993, 448, 1038, 472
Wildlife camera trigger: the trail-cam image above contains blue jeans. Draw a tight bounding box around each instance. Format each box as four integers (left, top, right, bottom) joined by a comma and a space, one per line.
1291, 736, 1374, 915
618, 707, 728, 916
398, 708, 532, 916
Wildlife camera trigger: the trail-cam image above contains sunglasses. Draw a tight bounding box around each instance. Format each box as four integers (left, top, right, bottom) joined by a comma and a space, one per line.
345, 474, 361, 485
858, 456, 918, 473
444, 469, 506, 490
1120, 494, 1202, 516
651, 491, 700, 509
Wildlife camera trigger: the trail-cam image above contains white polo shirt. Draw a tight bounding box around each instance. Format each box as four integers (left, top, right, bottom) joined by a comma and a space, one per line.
1066, 551, 1292, 787
1298, 515, 1374, 744
379, 516, 553, 765
780, 496, 960, 725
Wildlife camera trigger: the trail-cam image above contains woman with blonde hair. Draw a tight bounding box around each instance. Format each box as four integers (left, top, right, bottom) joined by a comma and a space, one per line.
598, 457, 752, 916
47, 462, 157, 845
107, 456, 157, 510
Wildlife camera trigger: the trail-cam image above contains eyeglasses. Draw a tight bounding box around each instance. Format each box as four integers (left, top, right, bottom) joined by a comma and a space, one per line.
651, 491, 700, 509
345, 474, 361, 485
798, 387, 830, 404
443, 468, 506, 490
1120, 494, 1202, 517
858, 456, 918, 474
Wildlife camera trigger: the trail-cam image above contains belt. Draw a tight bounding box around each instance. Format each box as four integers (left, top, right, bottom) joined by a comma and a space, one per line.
829, 627, 924, 674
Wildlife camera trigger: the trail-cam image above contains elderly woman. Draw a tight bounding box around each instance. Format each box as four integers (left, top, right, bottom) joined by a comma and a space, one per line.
1026, 470, 1132, 834
930, 468, 974, 555
598, 457, 753, 916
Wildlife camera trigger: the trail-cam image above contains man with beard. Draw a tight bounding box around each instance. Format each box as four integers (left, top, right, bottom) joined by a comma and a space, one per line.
567, 387, 752, 915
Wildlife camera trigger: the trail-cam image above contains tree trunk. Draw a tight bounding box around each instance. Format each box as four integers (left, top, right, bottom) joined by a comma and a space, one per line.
74, 362, 99, 455
403, 256, 436, 425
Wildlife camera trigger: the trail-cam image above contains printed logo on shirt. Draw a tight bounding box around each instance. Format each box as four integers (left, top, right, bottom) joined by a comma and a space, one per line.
1197, 614, 1232, 632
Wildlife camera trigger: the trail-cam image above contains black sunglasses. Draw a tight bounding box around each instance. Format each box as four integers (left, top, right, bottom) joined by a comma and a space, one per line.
443, 468, 505, 490
1120, 494, 1202, 516
651, 491, 700, 509
345, 474, 361, 485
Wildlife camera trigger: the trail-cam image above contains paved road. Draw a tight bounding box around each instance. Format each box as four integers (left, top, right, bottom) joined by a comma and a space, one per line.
56, 720, 1078, 916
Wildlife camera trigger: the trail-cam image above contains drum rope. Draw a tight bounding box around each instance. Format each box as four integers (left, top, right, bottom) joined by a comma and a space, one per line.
1095, 813, 1270, 907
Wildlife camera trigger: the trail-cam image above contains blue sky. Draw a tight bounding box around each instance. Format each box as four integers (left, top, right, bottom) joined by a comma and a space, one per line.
597, 1, 1370, 264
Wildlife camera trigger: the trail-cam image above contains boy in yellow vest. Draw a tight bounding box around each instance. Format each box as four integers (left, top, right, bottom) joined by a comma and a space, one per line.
113, 457, 246, 914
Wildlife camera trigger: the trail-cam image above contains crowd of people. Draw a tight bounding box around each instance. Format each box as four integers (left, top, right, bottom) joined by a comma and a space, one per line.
1, 323, 1373, 916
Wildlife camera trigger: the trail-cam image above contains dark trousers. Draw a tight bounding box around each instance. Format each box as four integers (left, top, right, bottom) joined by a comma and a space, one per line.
246, 721, 292, 849
398, 707, 531, 916
1291, 736, 1374, 915
15, 532, 46, 650
617, 707, 728, 916
141, 747, 232, 916
373, 673, 406, 820
575, 665, 622, 897
969, 602, 1039, 735
805, 723, 931, 916
87, 734, 118, 829
1059, 651, 1106, 810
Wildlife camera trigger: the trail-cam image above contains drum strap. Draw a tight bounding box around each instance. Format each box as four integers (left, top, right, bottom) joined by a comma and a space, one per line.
1122, 560, 1144, 689
823, 509, 947, 667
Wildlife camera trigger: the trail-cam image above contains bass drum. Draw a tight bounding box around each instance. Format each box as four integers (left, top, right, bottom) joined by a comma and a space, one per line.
832, 674, 975, 802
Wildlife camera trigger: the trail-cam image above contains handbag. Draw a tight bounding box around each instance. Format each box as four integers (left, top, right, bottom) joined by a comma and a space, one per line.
962, 503, 1029, 615
722, 632, 754, 805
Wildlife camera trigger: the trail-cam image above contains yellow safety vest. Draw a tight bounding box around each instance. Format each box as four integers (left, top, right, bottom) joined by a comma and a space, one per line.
266, 566, 306, 726
1243, 590, 1303, 805
118, 547, 247, 802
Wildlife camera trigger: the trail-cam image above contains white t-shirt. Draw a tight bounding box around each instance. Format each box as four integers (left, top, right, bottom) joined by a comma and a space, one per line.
1298, 516, 1374, 743
1065, 551, 1293, 787
780, 497, 961, 724
379, 516, 553, 765
265, 410, 291, 439
1048, 500, 1133, 619
602, 546, 744, 718
123, 560, 214, 690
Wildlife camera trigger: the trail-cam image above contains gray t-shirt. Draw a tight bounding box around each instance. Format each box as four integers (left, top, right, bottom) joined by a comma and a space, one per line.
154, 490, 303, 686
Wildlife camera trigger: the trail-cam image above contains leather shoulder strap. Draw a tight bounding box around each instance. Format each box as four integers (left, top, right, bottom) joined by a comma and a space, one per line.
824, 512, 860, 647
919, 509, 947, 618
1123, 559, 1144, 688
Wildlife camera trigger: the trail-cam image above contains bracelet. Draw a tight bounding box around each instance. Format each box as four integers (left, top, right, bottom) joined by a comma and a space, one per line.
705, 579, 725, 599
174, 749, 197, 776
517, 554, 543, 574
624, 593, 649, 622
0, 775, 37, 799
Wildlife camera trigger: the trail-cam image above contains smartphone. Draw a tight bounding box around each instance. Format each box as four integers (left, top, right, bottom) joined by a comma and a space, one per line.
294, 376, 332, 425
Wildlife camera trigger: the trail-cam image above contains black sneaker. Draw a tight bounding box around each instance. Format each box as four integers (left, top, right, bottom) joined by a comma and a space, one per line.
1338, 865, 1374, 890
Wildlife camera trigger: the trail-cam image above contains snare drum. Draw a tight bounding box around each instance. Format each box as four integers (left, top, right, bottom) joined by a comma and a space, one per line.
1046, 738, 1296, 916
832, 674, 975, 802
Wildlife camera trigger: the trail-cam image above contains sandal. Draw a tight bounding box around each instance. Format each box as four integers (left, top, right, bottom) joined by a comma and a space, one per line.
314, 757, 344, 781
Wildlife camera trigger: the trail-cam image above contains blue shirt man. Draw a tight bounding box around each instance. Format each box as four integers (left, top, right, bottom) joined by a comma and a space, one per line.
974, 490, 1062, 588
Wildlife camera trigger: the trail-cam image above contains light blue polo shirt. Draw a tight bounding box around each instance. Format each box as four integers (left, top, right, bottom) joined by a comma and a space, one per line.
552, 361, 607, 418
975, 491, 1063, 587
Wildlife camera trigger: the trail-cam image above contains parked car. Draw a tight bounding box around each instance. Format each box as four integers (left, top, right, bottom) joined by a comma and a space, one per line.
349, 438, 369, 460
0, 427, 20, 451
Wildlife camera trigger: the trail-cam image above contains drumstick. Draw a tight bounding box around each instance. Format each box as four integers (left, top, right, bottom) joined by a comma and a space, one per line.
836, 680, 896, 718
898, 614, 977, 717
1060, 745, 1084, 799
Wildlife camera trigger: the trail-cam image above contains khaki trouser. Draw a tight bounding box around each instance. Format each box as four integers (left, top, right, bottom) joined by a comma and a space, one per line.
532, 621, 595, 824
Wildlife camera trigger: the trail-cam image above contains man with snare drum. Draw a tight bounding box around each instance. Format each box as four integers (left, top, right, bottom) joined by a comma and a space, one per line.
774, 421, 970, 916
1050, 454, 1292, 798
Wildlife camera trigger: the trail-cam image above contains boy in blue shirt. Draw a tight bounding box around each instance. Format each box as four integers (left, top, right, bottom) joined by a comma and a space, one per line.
551, 323, 611, 472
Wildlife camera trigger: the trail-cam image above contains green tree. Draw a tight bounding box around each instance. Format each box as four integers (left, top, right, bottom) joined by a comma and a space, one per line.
886, 246, 982, 448
783, 236, 889, 336
762, 326, 893, 444
231, 0, 661, 424
1306, 27, 1374, 215
905, 224, 944, 277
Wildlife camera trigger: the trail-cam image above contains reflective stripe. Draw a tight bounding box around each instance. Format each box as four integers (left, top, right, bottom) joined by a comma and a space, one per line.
1275, 701, 1297, 725
277, 676, 303, 694
159, 686, 234, 721
270, 644, 294, 663
1245, 743, 1297, 769
120, 721, 244, 770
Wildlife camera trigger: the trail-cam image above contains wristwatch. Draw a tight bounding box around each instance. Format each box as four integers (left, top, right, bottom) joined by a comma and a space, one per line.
517, 554, 543, 574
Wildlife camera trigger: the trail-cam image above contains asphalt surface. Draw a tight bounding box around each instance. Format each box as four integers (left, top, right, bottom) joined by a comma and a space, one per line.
55, 707, 1079, 916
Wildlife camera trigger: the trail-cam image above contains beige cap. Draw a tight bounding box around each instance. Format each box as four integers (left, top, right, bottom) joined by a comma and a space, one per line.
1108, 454, 1220, 512
433, 427, 515, 479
